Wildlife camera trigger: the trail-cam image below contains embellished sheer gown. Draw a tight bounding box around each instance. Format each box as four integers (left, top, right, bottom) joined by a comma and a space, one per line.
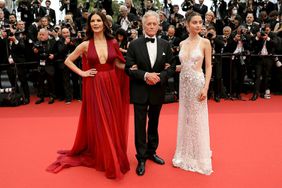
47, 39, 130, 179
172, 38, 213, 175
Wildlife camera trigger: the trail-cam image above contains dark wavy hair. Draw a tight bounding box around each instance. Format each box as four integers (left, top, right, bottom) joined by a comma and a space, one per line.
185, 10, 201, 23
85, 10, 114, 40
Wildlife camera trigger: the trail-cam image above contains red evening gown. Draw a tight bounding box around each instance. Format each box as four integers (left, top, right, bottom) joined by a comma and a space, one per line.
46, 39, 130, 179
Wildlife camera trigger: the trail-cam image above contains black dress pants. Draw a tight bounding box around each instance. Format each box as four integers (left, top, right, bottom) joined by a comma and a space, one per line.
134, 102, 162, 161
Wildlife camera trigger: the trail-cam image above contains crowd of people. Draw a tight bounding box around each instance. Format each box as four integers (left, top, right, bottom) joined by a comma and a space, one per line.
0, 0, 282, 106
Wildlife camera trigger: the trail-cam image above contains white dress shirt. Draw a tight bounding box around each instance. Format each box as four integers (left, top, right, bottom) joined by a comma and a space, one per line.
145, 34, 157, 68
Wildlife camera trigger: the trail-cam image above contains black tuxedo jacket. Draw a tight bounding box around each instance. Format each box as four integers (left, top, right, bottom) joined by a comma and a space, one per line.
45, 8, 56, 25
252, 37, 275, 55
193, 3, 208, 20
125, 36, 176, 105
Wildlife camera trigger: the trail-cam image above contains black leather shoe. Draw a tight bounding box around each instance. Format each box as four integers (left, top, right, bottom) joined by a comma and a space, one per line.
136, 161, 145, 176
148, 154, 165, 165
214, 96, 220, 102
250, 93, 258, 101
35, 98, 44, 104
48, 97, 55, 104
23, 98, 30, 105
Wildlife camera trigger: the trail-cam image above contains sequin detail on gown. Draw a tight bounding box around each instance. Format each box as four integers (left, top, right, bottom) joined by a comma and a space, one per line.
172, 38, 213, 175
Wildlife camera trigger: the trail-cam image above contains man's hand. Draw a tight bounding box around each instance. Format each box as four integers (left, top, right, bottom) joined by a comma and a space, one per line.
145, 72, 160, 85
130, 64, 138, 70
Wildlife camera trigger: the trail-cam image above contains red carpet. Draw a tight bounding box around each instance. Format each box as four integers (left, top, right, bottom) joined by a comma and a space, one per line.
1, 95, 282, 188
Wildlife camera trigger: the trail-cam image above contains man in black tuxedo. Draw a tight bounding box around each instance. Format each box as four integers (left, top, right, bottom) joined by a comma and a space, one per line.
193, 0, 208, 21
44, 0, 56, 26
125, 11, 176, 176
30, 0, 46, 21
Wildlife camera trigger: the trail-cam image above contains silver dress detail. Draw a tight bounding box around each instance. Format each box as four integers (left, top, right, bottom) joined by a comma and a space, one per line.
172, 38, 213, 175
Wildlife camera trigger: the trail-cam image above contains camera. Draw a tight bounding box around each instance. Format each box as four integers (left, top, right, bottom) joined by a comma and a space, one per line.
181, 0, 193, 12
18, 0, 30, 11
61, 20, 71, 28
240, 34, 247, 41
78, 31, 86, 38
53, 26, 60, 33
260, 30, 266, 37
33, 41, 42, 49
207, 32, 214, 40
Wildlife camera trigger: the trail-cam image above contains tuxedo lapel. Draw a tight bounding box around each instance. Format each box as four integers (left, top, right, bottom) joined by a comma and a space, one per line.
141, 36, 153, 70
153, 38, 163, 69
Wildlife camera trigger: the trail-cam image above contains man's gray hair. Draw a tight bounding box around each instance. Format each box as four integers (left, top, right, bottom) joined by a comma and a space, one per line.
142, 11, 160, 26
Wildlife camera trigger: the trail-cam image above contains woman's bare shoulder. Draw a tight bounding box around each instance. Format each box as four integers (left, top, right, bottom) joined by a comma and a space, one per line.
179, 39, 188, 49
75, 40, 89, 52
201, 37, 211, 45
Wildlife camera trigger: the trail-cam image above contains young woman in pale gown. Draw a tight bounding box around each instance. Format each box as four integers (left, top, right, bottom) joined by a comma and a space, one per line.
172, 10, 213, 175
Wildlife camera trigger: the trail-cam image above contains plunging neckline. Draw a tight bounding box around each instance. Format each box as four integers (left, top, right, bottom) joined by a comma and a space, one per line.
180, 37, 202, 63
93, 39, 109, 65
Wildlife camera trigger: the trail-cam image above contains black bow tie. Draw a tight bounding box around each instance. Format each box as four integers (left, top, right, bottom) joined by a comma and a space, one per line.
145, 37, 155, 43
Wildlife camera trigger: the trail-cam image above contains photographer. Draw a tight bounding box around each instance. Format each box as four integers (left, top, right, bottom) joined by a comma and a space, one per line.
250, 28, 276, 100
17, 0, 33, 28
8, 14, 17, 30
75, 8, 88, 32
30, 0, 46, 21
0, 0, 10, 20
60, 14, 77, 36
227, 25, 252, 99
193, 0, 208, 21
117, 5, 137, 32
206, 26, 225, 102
33, 28, 56, 104
44, 0, 56, 26
7, 21, 30, 104
161, 25, 181, 99
53, 27, 76, 104
0, 9, 14, 89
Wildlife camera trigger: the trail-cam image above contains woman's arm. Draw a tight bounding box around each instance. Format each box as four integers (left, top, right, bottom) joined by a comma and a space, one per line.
64, 41, 97, 77
199, 39, 212, 101
203, 39, 212, 90
115, 59, 125, 70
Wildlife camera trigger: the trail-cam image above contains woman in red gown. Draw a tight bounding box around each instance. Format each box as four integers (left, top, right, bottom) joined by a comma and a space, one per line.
46, 11, 130, 179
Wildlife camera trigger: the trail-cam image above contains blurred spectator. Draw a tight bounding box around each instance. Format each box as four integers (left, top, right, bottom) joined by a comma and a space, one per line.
125, 0, 137, 16
193, 0, 208, 21
205, 26, 225, 102
117, 5, 137, 32
54, 27, 75, 104
115, 28, 128, 58
144, 0, 158, 13
30, 0, 46, 21
250, 28, 276, 100
17, 0, 33, 28
44, 0, 56, 26
158, 10, 169, 34
33, 28, 56, 104
0, 0, 10, 20
260, 0, 277, 15
8, 20, 30, 104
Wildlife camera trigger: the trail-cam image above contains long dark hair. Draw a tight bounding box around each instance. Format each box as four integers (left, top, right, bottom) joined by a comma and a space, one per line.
85, 10, 114, 40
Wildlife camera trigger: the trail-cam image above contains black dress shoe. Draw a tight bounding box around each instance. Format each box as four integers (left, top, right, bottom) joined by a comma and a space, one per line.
136, 161, 146, 176
35, 98, 44, 104
48, 97, 55, 104
250, 93, 258, 101
23, 98, 30, 105
214, 96, 220, 102
148, 154, 165, 165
